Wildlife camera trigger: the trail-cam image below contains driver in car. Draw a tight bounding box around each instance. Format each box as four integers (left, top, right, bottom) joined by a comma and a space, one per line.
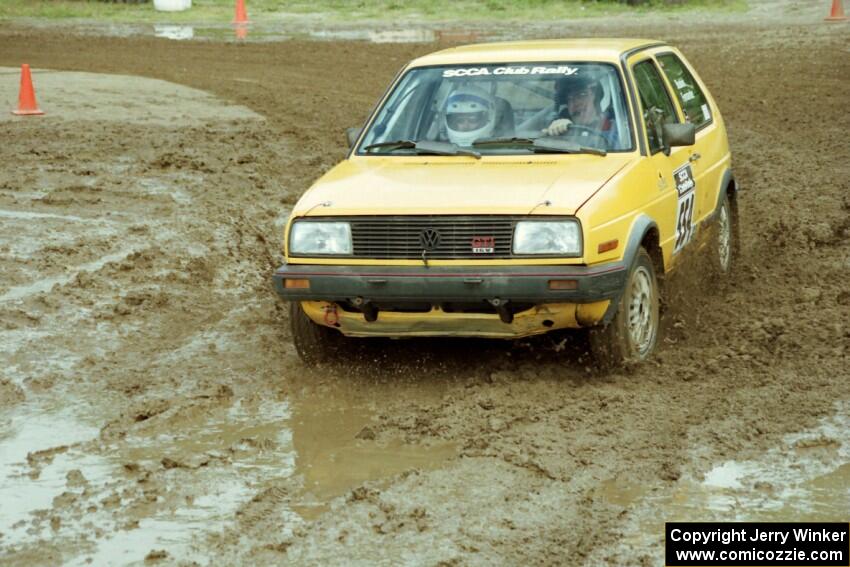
542, 75, 617, 147
443, 85, 497, 146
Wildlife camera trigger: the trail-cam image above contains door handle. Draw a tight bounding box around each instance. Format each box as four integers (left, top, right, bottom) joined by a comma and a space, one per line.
689, 152, 702, 163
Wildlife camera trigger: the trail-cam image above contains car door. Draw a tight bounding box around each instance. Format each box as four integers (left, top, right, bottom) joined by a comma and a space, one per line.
628, 56, 696, 268
654, 49, 727, 224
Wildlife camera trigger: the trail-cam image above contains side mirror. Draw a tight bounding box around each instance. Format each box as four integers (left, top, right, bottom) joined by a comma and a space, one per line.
346, 127, 362, 149
662, 123, 696, 155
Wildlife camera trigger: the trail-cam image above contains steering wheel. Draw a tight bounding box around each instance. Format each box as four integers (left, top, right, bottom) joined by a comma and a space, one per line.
560, 124, 609, 149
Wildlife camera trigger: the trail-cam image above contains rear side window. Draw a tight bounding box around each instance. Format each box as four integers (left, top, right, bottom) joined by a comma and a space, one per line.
632, 60, 679, 155
658, 53, 712, 129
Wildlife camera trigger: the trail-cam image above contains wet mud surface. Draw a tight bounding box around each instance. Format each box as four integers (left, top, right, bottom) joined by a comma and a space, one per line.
0, 2, 848, 564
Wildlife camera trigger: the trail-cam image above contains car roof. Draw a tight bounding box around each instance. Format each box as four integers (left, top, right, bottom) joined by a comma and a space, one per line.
409, 39, 665, 67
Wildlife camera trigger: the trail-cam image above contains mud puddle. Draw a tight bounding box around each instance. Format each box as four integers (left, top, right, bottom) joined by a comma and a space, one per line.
0, 404, 104, 539
290, 390, 458, 519
593, 402, 850, 558
196, 26, 503, 44
185, 26, 485, 43
73, 400, 297, 565
24, 20, 500, 44
1, 388, 457, 563
306, 29, 439, 43
153, 24, 194, 41
0, 398, 292, 562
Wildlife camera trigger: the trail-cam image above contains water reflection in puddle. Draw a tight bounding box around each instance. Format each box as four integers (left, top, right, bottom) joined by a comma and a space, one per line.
153, 24, 194, 40
308, 29, 437, 43
69, 517, 203, 567
141, 23, 491, 43
0, 405, 103, 539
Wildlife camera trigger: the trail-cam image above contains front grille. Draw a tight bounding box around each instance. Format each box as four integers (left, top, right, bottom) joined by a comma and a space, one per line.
348, 216, 515, 259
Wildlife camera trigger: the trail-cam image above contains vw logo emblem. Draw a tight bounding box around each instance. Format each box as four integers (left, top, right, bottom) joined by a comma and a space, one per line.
419, 228, 441, 251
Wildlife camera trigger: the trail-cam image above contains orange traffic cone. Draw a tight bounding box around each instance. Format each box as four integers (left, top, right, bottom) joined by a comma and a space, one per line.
12, 64, 44, 116
233, 0, 249, 24
825, 0, 848, 20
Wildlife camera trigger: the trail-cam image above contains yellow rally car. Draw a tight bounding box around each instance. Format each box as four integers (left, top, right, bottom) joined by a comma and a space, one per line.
272, 39, 739, 366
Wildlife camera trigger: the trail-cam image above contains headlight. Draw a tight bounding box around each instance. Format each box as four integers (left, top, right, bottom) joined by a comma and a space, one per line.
513, 220, 582, 256
289, 221, 352, 255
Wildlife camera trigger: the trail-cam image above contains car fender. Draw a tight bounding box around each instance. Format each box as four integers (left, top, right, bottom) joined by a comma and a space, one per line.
601, 214, 659, 324
709, 168, 738, 220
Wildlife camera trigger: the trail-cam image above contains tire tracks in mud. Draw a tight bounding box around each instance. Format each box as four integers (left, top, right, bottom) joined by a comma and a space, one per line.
1, 109, 297, 562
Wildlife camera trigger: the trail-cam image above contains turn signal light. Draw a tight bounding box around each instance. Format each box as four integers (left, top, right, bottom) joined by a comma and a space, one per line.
548, 279, 578, 290
598, 239, 619, 254
284, 278, 310, 289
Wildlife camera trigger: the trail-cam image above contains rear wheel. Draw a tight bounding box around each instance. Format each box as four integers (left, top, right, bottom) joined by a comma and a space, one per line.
290, 302, 348, 365
589, 247, 660, 367
709, 193, 738, 277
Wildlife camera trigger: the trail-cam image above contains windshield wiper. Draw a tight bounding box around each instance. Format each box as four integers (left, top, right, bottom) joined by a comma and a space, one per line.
471, 136, 536, 147
364, 140, 481, 159
532, 138, 607, 156
472, 136, 607, 156
364, 139, 416, 151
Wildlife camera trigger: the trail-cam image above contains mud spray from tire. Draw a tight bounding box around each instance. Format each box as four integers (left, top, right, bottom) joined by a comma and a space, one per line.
0, 2, 848, 564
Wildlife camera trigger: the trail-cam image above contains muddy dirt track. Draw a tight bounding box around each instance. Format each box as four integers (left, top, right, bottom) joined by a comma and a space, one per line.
0, 2, 848, 565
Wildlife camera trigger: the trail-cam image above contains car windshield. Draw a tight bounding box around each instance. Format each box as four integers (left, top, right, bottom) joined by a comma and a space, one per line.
358, 62, 634, 155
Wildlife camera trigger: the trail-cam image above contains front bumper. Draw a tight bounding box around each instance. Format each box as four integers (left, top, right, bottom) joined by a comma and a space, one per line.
300, 300, 609, 338
272, 262, 627, 336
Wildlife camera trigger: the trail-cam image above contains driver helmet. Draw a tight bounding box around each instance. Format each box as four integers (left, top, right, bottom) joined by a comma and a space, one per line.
444, 85, 496, 146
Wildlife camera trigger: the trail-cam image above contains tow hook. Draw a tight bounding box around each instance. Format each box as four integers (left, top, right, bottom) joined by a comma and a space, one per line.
352, 296, 378, 322
488, 298, 513, 324
323, 304, 340, 326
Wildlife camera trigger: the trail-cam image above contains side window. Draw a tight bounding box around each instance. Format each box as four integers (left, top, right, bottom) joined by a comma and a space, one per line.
658, 53, 712, 129
632, 60, 679, 155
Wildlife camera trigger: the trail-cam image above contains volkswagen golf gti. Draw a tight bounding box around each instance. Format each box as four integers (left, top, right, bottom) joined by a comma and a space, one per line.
272, 39, 739, 366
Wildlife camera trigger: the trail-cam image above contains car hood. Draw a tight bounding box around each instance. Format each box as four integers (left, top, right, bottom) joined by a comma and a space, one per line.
292, 155, 635, 217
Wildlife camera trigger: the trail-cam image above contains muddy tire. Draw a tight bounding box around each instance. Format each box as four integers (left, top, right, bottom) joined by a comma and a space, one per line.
589, 247, 660, 367
290, 302, 348, 365
708, 192, 739, 278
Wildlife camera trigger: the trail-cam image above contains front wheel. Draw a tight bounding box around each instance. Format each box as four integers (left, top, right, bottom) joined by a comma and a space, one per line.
289, 302, 348, 365
589, 247, 660, 367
